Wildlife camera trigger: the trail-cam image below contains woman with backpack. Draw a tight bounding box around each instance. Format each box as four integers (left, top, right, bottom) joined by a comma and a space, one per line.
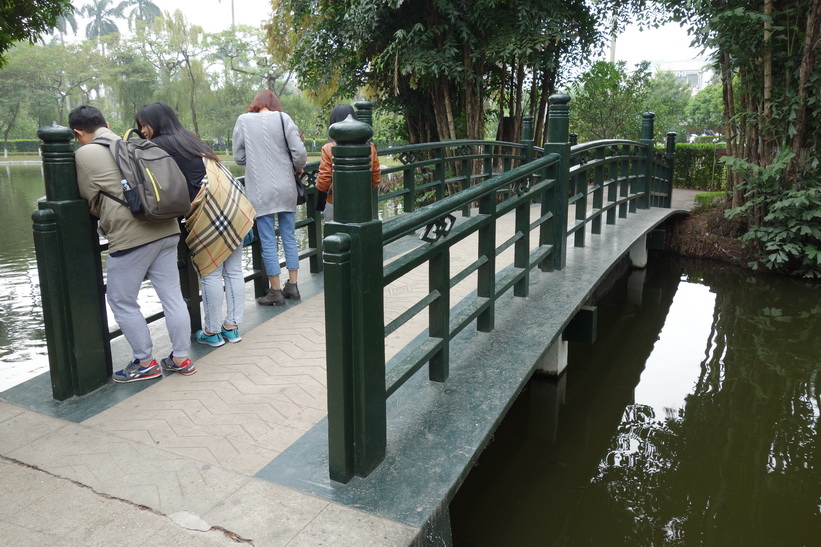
232, 90, 307, 306
136, 102, 255, 348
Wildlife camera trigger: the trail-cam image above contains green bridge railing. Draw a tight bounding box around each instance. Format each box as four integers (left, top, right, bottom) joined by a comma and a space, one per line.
32, 95, 674, 481
320, 94, 675, 482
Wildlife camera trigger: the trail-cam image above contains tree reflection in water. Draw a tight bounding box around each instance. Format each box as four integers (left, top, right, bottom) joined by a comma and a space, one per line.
450, 256, 820, 546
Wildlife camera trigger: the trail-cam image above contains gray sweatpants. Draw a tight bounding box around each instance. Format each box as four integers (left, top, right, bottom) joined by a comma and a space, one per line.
106, 235, 191, 362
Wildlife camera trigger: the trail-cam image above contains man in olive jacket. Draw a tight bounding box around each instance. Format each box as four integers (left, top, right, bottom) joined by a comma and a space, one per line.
69, 105, 197, 382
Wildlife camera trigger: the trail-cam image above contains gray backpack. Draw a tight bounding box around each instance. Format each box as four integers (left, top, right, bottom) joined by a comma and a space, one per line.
93, 130, 191, 221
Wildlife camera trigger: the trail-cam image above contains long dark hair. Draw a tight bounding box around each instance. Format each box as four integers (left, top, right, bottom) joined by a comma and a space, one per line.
328, 104, 356, 128
135, 102, 218, 162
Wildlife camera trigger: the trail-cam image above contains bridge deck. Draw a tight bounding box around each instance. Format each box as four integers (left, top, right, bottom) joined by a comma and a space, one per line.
0, 191, 695, 545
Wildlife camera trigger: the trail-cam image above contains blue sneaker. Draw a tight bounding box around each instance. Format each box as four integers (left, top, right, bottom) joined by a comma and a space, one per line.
160, 354, 197, 376
195, 330, 225, 347
221, 325, 242, 343
113, 359, 162, 383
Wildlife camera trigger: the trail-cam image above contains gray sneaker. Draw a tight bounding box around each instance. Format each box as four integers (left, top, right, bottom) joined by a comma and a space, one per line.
282, 281, 300, 300
258, 288, 286, 306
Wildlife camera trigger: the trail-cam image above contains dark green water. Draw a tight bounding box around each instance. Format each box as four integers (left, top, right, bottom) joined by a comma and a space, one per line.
0, 164, 47, 386
450, 255, 820, 546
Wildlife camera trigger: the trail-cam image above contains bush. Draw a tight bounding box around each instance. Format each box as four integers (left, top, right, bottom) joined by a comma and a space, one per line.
693, 191, 726, 211
2, 139, 41, 153
724, 150, 821, 279
670, 143, 727, 190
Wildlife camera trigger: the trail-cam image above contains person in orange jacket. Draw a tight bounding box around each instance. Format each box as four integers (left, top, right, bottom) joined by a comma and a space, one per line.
315, 104, 381, 221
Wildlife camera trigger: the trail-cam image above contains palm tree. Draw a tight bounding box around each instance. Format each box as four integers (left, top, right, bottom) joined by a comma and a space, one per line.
216, 0, 235, 28
117, 0, 161, 31
54, 11, 79, 46
81, 0, 120, 41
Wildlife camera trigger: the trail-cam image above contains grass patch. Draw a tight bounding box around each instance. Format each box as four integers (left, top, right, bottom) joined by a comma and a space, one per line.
693, 191, 725, 211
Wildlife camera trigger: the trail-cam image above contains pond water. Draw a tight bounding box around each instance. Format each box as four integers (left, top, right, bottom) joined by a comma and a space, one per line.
449, 255, 820, 546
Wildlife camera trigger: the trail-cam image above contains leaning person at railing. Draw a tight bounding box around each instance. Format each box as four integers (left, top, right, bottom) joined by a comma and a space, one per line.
232, 90, 308, 306
315, 104, 381, 222
68, 105, 197, 382
136, 102, 255, 348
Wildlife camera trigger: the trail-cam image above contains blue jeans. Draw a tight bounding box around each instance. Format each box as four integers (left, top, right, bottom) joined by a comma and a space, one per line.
255, 212, 299, 277
200, 245, 244, 334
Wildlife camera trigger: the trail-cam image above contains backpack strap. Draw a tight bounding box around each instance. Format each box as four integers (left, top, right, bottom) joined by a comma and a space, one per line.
91, 135, 113, 148
99, 190, 128, 207
90, 136, 129, 209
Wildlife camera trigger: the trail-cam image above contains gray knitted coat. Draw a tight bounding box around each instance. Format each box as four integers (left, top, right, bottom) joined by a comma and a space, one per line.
232, 111, 307, 216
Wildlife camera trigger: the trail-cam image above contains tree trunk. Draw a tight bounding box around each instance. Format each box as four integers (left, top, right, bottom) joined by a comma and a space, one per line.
719, 49, 742, 208
534, 64, 556, 147
182, 52, 200, 135
761, 0, 773, 162
442, 79, 456, 140
788, 0, 821, 184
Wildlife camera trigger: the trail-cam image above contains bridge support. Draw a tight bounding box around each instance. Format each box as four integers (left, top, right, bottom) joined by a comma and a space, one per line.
536, 338, 568, 376
629, 234, 648, 268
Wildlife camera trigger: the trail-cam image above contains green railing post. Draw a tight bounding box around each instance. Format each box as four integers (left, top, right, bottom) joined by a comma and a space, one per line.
354, 98, 374, 127
178, 235, 202, 332
436, 147, 446, 201
323, 232, 355, 482
664, 132, 677, 208
521, 115, 534, 164
324, 115, 387, 481
402, 162, 416, 214
249, 229, 268, 298
429, 248, 450, 381
307, 189, 325, 272
640, 112, 655, 209
476, 189, 496, 332
35, 123, 110, 399
354, 98, 378, 220
541, 94, 571, 271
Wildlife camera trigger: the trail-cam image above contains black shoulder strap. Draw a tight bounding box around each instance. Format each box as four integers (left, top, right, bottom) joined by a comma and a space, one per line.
99, 190, 128, 207
91, 136, 128, 208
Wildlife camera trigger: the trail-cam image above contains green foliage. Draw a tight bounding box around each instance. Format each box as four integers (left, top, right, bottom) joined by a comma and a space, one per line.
569, 61, 651, 141
0, 0, 73, 66
671, 143, 727, 190
693, 191, 725, 211
685, 83, 723, 135
280, 0, 658, 143
645, 70, 691, 138
724, 150, 821, 278
667, 0, 821, 184
0, 139, 41, 153
280, 93, 322, 141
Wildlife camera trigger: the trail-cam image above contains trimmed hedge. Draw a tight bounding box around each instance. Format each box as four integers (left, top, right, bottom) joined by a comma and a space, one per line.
2, 139, 42, 153
669, 143, 727, 190
693, 191, 726, 211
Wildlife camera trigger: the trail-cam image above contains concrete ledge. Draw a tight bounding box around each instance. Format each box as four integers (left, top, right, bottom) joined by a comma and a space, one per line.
256, 206, 689, 541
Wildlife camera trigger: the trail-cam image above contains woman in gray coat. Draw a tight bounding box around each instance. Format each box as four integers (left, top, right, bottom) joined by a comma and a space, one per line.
233, 90, 307, 306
